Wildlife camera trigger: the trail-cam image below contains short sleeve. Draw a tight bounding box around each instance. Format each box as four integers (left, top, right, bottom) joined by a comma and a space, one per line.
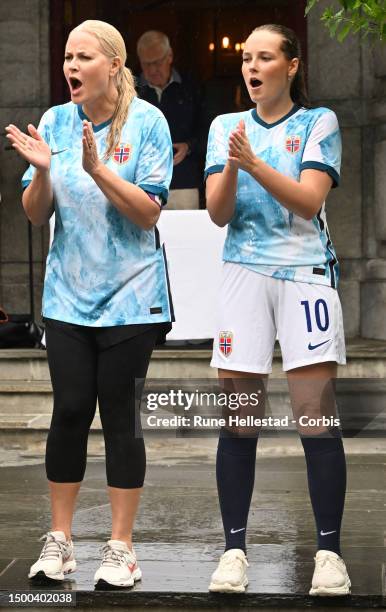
21, 108, 55, 189
204, 116, 227, 179
134, 115, 173, 206
300, 110, 342, 188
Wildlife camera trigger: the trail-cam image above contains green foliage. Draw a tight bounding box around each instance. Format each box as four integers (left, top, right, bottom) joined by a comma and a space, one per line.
305, 0, 386, 41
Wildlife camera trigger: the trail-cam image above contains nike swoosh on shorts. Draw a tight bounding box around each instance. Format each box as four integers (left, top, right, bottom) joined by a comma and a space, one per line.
308, 339, 331, 350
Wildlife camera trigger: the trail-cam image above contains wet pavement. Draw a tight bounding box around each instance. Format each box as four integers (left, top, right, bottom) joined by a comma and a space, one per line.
0, 438, 385, 610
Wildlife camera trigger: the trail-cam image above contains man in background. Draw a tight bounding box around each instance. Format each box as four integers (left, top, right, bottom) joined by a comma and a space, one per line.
136, 30, 203, 210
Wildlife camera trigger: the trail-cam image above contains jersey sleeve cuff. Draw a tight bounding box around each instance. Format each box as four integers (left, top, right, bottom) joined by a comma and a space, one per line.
204, 164, 225, 180
145, 192, 163, 208
300, 161, 340, 188
138, 183, 168, 206
21, 179, 32, 189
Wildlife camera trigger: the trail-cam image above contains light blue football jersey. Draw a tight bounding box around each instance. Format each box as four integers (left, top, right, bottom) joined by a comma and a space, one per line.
205, 105, 342, 288
22, 97, 174, 326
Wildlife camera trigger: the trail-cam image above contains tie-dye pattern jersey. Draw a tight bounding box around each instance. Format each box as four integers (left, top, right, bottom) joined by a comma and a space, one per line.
22, 98, 174, 326
205, 105, 342, 288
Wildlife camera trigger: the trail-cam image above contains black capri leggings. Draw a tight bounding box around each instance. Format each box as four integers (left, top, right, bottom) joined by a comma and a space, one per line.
45, 319, 158, 488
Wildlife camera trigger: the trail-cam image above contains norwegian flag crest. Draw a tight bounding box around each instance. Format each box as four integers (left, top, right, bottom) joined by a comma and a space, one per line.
285, 135, 301, 154
113, 143, 131, 164
219, 331, 233, 357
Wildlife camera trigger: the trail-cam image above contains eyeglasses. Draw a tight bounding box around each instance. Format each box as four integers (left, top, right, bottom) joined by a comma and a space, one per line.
140, 50, 170, 69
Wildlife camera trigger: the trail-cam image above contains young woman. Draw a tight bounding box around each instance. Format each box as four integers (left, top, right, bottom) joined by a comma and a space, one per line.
205, 24, 350, 596
6, 20, 173, 589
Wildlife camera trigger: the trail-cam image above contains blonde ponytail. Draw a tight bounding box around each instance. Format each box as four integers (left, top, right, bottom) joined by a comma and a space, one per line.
104, 66, 137, 161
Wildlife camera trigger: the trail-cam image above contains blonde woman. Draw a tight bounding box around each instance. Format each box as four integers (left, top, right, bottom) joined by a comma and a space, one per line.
6, 20, 173, 589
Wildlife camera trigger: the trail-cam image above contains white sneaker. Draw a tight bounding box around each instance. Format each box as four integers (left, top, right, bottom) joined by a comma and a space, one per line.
309, 550, 351, 596
94, 540, 142, 589
28, 531, 76, 581
209, 548, 249, 593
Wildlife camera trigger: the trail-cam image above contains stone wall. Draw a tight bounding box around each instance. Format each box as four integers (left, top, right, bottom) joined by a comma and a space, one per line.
363, 42, 386, 340
307, 1, 386, 340
0, 0, 50, 318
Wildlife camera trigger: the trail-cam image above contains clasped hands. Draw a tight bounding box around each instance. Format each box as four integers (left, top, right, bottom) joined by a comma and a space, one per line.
228, 119, 257, 173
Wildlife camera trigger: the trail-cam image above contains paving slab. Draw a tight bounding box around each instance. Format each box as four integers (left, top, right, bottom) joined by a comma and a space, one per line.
0, 446, 384, 609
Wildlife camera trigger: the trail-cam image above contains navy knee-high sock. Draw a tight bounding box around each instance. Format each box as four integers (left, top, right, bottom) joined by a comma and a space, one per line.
301, 432, 346, 556
216, 429, 258, 554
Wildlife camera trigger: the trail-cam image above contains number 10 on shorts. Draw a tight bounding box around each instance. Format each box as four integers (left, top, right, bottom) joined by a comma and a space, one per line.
301, 299, 329, 332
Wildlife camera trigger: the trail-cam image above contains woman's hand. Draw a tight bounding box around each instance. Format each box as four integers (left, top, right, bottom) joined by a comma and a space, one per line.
5, 123, 51, 172
228, 120, 257, 173
172, 142, 189, 166
82, 120, 102, 175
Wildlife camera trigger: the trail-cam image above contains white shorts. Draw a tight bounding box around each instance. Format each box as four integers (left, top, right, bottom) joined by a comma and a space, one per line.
211, 263, 346, 373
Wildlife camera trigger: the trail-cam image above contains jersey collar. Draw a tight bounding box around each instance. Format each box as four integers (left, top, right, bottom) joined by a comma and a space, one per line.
251, 104, 300, 129
77, 105, 112, 132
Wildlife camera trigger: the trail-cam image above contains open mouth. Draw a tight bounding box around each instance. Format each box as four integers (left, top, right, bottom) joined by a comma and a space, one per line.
69, 77, 83, 93
250, 78, 262, 88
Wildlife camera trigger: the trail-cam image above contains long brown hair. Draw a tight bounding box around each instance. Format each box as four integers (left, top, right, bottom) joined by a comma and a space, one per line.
252, 24, 310, 108
73, 20, 137, 160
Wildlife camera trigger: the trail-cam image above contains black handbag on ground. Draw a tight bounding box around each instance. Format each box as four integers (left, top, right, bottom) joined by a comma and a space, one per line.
0, 310, 43, 349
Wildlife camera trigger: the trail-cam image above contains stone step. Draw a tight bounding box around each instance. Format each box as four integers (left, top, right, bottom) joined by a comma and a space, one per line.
0, 381, 52, 413
0, 348, 222, 381
1, 338, 386, 382
0, 378, 385, 418
0, 394, 385, 457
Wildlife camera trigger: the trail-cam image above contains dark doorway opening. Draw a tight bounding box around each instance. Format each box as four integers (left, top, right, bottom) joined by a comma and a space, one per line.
50, 0, 307, 116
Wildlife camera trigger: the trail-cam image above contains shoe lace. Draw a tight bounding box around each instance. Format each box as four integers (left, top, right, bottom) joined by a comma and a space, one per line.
220, 553, 248, 572
100, 543, 130, 568
39, 532, 68, 561
316, 554, 340, 570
